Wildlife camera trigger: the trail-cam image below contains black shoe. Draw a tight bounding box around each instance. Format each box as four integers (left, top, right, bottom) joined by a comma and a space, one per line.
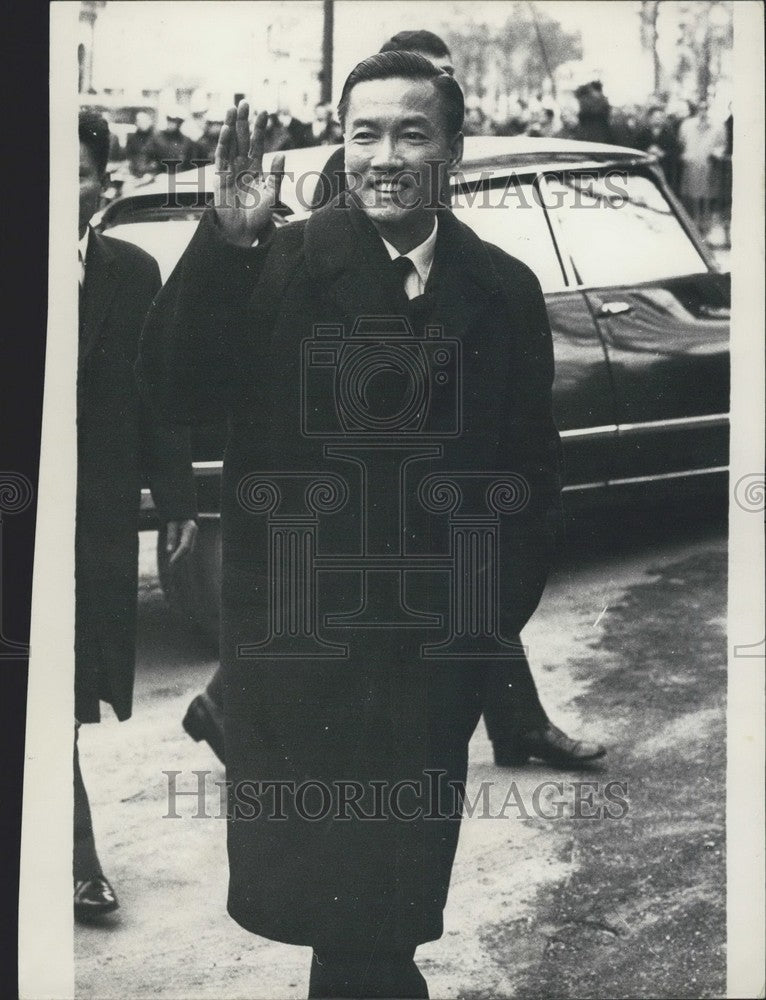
74, 875, 119, 923
183, 692, 225, 764
494, 722, 606, 768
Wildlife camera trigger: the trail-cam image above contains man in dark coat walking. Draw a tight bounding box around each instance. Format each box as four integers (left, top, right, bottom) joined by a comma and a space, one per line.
138, 54, 562, 996
182, 30, 605, 774
76, 112, 198, 921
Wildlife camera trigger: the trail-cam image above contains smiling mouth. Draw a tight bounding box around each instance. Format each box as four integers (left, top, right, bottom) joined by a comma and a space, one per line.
371, 179, 408, 195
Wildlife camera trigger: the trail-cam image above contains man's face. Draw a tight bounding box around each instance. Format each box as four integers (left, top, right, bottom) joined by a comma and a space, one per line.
79, 142, 104, 237
649, 109, 664, 129
166, 117, 183, 133
344, 76, 462, 231
135, 111, 153, 133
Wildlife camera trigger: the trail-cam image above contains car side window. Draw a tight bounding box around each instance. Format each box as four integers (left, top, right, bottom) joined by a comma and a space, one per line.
544, 172, 707, 287
452, 179, 568, 293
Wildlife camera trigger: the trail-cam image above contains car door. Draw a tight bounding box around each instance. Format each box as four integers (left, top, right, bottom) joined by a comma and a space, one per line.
544, 170, 730, 488
452, 174, 617, 502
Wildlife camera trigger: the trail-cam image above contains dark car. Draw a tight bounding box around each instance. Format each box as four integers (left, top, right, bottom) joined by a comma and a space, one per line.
99, 137, 730, 634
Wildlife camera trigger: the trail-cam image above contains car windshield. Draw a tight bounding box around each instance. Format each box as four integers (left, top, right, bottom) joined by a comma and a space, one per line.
452, 178, 567, 292
544, 172, 707, 287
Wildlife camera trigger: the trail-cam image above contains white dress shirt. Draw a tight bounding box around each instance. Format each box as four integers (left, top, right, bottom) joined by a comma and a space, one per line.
380, 217, 438, 300
78, 228, 90, 287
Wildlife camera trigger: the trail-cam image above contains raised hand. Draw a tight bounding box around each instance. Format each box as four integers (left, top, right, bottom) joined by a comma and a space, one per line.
214, 102, 285, 247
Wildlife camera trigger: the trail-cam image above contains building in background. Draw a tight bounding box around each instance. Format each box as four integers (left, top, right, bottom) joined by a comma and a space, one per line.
78, 0, 106, 94
80, 1, 325, 126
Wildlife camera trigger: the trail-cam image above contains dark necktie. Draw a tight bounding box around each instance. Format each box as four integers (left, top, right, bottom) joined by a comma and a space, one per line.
390, 255, 433, 330
391, 255, 415, 293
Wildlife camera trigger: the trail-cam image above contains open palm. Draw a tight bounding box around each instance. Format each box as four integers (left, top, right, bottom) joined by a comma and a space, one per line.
214, 102, 285, 247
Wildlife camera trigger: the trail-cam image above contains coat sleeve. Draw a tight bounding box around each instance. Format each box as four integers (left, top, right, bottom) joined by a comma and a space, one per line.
135, 208, 273, 426
493, 253, 564, 637
134, 255, 199, 522
141, 411, 198, 523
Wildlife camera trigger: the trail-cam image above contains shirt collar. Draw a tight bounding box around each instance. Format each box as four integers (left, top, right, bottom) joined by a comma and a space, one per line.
380, 216, 439, 286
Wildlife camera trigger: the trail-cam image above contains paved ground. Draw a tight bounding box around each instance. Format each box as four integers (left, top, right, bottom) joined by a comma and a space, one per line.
75, 505, 727, 999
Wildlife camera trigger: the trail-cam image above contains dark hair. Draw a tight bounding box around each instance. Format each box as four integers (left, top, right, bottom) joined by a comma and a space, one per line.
337, 50, 464, 137
79, 111, 110, 175
380, 29, 451, 60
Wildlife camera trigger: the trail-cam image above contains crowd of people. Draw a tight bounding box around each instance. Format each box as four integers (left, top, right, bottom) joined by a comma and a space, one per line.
459, 82, 733, 243
104, 69, 731, 244
112, 100, 342, 179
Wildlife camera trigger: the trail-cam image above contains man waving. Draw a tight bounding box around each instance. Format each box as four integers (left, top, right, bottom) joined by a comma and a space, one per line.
139, 53, 562, 998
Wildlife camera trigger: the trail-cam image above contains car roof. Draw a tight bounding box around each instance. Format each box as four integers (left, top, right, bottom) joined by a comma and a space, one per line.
101, 136, 654, 224
456, 135, 652, 173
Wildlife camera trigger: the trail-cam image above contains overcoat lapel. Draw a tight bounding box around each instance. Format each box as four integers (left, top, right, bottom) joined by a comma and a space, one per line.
80, 230, 118, 363
303, 200, 409, 321
424, 208, 504, 340
302, 200, 504, 339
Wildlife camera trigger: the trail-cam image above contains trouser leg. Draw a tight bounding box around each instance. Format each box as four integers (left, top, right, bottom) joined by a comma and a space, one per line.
482, 643, 548, 743
73, 726, 102, 881
308, 946, 428, 999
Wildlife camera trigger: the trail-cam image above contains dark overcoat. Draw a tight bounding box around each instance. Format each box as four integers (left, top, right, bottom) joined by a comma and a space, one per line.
137, 202, 562, 950
77, 231, 197, 723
